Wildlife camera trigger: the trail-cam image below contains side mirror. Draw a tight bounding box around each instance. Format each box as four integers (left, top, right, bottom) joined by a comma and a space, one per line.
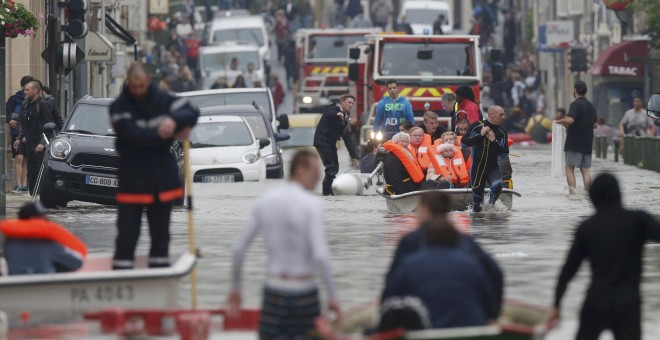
648, 93, 660, 119
277, 113, 290, 130
348, 63, 360, 81
349, 47, 361, 60
43, 122, 57, 136
275, 132, 290, 142
259, 138, 271, 149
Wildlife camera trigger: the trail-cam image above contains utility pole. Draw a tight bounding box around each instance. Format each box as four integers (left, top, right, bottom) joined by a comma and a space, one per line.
0, 39, 6, 217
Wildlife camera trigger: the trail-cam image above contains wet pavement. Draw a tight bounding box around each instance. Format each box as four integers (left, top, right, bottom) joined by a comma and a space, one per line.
7, 142, 660, 339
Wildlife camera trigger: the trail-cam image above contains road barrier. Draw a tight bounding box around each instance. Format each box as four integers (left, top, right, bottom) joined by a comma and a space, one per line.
622, 136, 660, 173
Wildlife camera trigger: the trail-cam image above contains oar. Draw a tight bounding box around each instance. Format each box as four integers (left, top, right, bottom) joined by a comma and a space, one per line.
183, 139, 198, 309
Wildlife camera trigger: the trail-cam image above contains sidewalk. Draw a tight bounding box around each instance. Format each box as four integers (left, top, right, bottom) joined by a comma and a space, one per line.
1, 191, 34, 217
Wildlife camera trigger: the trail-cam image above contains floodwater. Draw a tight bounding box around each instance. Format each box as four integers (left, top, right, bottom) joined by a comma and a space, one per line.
18, 144, 660, 339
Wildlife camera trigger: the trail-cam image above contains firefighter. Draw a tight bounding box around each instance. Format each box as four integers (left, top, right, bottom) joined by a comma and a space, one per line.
109, 63, 199, 269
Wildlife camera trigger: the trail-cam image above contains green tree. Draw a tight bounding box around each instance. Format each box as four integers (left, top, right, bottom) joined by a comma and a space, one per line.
634, 0, 660, 47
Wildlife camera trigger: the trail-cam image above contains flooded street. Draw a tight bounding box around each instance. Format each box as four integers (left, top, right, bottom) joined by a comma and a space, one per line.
35, 143, 660, 338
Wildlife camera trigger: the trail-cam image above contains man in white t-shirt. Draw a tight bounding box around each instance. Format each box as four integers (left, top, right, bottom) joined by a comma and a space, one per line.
228, 149, 340, 338
619, 97, 655, 136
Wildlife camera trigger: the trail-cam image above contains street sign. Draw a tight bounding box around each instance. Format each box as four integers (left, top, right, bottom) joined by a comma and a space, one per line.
545, 21, 573, 47
85, 32, 115, 62
41, 42, 86, 75
61, 43, 85, 69
149, 0, 168, 14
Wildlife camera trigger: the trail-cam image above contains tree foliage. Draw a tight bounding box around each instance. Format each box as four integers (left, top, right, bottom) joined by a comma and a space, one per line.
634, 0, 660, 47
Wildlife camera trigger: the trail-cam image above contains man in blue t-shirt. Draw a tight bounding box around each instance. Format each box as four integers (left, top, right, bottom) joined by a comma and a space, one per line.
554, 80, 597, 194
374, 79, 415, 141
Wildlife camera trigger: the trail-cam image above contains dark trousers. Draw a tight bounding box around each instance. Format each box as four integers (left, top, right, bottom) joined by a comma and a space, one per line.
471, 166, 502, 212
26, 142, 44, 196
113, 201, 173, 269
315, 142, 338, 196
577, 299, 641, 340
259, 286, 320, 340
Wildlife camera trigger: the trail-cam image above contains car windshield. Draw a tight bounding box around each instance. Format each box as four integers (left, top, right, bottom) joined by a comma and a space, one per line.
307, 35, 366, 60
405, 9, 449, 25
199, 111, 270, 139
187, 92, 273, 122
378, 42, 474, 77
212, 28, 264, 46
201, 51, 260, 72
279, 127, 315, 148
65, 103, 114, 136
190, 121, 253, 147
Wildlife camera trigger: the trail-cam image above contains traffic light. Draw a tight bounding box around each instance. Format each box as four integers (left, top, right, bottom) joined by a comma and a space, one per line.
66, 0, 88, 39
570, 47, 588, 72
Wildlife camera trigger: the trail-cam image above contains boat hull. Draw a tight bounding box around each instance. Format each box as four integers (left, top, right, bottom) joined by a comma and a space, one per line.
0, 252, 195, 322
379, 188, 521, 213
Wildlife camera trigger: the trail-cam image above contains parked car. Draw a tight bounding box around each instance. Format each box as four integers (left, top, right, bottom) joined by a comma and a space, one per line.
399, 0, 453, 35
190, 115, 269, 182
38, 97, 184, 208
280, 113, 322, 148
197, 105, 289, 178
198, 43, 265, 90
204, 16, 271, 76
179, 89, 289, 178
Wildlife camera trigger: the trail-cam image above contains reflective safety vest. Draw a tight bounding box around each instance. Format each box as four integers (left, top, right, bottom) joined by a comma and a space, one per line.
383, 141, 425, 183
0, 219, 88, 259
416, 134, 439, 172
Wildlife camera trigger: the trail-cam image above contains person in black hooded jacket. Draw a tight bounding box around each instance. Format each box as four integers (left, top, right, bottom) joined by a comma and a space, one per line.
548, 173, 660, 340
313, 94, 359, 195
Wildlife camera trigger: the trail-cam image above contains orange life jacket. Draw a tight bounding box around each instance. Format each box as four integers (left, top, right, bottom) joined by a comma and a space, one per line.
0, 219, 88, 259
416, 135, 440, 172
432, 148, 470, 187
454, 136, 472, 170
383, 141, 425, 183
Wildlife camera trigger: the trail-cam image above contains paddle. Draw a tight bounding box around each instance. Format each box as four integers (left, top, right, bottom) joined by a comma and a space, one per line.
183, 139, 198, 309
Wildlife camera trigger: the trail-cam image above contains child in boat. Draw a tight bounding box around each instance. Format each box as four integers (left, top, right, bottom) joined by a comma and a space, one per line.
0, 202, 86, 275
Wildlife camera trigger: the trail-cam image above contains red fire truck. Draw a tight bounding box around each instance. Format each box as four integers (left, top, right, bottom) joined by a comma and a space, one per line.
295, 28, 380, 113
346, 34, 482, 153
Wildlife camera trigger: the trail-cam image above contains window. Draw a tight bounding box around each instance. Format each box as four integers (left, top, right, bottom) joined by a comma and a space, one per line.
66, 104, 114, 136
307, 35, 366, 60
190, 122, 253, 147
201, 51, 261, 72
404, 9, 449, 25
378, 42, 474, 78
212, 28, 264, 46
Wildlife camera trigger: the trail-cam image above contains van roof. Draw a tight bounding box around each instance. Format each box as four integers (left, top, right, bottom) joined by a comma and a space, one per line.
199, 44, 261, 54
209, 16, 265, 30
401, 0, 451, 10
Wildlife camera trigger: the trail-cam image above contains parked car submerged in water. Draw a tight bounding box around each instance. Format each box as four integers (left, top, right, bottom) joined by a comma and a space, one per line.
39, 97, 184, 208
190, 115, 269, 182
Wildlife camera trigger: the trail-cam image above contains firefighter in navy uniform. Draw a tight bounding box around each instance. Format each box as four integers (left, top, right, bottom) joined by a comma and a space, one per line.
109, 63, 199, 270
313, 93, 360, 196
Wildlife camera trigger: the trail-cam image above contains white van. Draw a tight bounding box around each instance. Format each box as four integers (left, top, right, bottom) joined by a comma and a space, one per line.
399, 0, 453, 35
205, 16, 271, 76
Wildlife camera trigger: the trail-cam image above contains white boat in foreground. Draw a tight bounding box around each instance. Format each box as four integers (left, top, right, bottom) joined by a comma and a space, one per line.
0, 252, 196, 322
377, 188, 522, 213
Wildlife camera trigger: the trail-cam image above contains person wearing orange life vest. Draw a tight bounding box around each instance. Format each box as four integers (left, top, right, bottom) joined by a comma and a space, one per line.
383, 133, 424, 195
110, 63, 199, 270
409, 127, 433, 174
0, 202, 87, 275
426, 143, 470, 188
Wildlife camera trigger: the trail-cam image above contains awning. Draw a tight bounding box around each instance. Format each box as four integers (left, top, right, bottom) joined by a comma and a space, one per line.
590, 40, 648, 77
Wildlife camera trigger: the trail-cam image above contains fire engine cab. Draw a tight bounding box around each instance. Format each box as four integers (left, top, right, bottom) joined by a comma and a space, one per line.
295, 28, 380, 113
346, 34, 482, 153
